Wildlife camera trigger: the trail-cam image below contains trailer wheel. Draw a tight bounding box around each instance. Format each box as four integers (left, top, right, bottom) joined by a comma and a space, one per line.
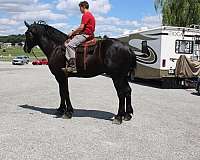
197, 86, 200, 96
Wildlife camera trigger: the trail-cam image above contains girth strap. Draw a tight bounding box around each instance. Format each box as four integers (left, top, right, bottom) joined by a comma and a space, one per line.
83, 45, 88, 70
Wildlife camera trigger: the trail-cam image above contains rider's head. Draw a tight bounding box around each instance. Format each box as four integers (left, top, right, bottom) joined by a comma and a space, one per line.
79, 1, 89, 14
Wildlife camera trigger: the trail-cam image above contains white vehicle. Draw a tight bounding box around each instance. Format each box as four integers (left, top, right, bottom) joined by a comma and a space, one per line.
12, 55, 29, 65
117, 25, 200, 88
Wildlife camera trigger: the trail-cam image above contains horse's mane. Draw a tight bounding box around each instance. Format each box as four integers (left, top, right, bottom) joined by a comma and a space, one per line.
44, 25, 68, 44
33, 21, 68, 45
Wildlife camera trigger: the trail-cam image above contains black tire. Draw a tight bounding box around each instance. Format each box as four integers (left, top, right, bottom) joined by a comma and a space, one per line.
198, 86, 200, 96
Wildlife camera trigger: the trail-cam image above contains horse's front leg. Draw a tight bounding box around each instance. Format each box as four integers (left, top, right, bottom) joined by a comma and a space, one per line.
56, 86, 66, 115
55, 74, 73, 118
63, 77, 74, 119
55, 75, 66, 115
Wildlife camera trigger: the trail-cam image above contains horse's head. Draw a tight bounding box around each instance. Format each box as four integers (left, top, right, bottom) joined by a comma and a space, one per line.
23, 21, 40, 53
24, 21, 68, 54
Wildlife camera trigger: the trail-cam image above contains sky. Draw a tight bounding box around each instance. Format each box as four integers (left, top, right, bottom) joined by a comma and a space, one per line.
0, 0, 161, 36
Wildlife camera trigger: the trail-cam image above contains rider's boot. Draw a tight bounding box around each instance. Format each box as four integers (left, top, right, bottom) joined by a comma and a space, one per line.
67, 58, 77, 73
62, 58, 77, 74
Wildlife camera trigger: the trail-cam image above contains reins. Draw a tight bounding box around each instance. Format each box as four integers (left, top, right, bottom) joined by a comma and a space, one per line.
31, 50, 39, 60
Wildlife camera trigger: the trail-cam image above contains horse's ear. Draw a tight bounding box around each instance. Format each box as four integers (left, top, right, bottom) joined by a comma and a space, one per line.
24, 21, 30, 28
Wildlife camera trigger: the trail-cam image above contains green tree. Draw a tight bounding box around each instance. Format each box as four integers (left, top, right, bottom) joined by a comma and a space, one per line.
154, 0, 200, 27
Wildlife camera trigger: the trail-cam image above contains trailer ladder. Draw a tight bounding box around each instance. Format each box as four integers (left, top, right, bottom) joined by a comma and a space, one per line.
190, 24, 200, 61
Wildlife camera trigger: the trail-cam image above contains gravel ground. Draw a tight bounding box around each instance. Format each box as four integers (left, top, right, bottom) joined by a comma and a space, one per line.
0, 61, 200, 160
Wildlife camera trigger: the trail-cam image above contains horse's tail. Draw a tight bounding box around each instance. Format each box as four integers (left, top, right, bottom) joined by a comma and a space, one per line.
128, 48, 137, 70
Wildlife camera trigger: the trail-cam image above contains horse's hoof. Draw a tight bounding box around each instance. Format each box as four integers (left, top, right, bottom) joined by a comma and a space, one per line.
56, 108, 65, 116
124, 113, 132, 121
62, 112, 73, 119
112, 116, 122, 125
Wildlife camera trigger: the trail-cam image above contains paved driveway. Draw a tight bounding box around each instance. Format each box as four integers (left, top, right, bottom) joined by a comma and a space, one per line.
0, 62, 199, 160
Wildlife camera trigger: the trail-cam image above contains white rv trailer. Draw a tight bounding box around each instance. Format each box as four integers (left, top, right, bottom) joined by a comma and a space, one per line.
117, 26, 200, 88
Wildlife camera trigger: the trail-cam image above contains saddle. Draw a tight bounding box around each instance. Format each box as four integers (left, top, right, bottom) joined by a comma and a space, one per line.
76, 37, 97, 69
76, 37, 97, 53
63, 36, 99, 70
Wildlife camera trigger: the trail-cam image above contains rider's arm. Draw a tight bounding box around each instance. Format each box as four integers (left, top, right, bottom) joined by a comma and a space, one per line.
70, 24, 85, 36
69, 13, 89, 37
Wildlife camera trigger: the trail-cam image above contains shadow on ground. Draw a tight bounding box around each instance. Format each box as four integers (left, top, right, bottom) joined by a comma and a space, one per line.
190, 92, 200, 96
18, 104, 114, 121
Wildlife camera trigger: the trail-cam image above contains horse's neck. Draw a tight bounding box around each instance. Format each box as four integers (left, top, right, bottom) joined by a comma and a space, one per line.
37, 36, 57, 59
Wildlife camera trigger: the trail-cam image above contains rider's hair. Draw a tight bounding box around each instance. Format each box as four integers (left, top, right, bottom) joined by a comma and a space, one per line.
79, 1, 89, 9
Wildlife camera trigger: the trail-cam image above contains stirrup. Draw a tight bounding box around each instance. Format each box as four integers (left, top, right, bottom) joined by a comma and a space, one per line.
67, 66, 77, 73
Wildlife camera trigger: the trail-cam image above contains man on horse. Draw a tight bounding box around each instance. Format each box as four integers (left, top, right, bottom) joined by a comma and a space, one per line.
63, 1, 96, 73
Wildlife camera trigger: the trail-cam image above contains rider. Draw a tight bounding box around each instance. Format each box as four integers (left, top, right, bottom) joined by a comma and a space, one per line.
63, 1, 96, 73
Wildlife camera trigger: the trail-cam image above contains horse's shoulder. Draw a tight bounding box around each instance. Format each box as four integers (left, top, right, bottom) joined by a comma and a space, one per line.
52, 45, 66, 54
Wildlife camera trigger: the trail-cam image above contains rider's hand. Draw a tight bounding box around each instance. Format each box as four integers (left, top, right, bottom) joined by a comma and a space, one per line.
68, 32, 73, 38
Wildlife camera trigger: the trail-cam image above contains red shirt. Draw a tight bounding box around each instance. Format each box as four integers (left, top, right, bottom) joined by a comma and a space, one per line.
81, 11, 95, 36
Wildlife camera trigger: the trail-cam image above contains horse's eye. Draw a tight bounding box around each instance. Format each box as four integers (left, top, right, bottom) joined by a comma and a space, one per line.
26, 31, 33, 38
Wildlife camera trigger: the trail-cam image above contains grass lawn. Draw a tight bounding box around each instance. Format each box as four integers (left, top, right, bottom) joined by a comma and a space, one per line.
0, 46, 45, 61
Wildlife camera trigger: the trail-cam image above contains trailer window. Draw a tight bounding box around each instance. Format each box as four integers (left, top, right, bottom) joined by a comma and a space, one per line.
175, 40, 193, 54
142, 41, 148, 53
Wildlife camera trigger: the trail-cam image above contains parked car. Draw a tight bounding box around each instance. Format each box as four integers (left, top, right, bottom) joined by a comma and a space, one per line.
32, 58, 48, 65
23, 55, 29, 64
196, 77, 200, 95
12, 55, 29, 65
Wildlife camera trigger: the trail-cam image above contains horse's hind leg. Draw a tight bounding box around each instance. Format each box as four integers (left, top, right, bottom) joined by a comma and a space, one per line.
124, 79, 133, 121
112, 76, 126, 125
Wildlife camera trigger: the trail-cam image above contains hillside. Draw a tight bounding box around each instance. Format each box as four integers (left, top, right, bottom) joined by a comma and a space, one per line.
0, 34, 45, 61
0, 34, 25, 43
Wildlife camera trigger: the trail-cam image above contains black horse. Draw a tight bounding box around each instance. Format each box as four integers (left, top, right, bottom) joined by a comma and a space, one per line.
23, 21, 147, 124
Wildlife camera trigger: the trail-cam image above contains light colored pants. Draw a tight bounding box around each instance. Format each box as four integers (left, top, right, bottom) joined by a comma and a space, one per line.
65, 34, 89, 60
